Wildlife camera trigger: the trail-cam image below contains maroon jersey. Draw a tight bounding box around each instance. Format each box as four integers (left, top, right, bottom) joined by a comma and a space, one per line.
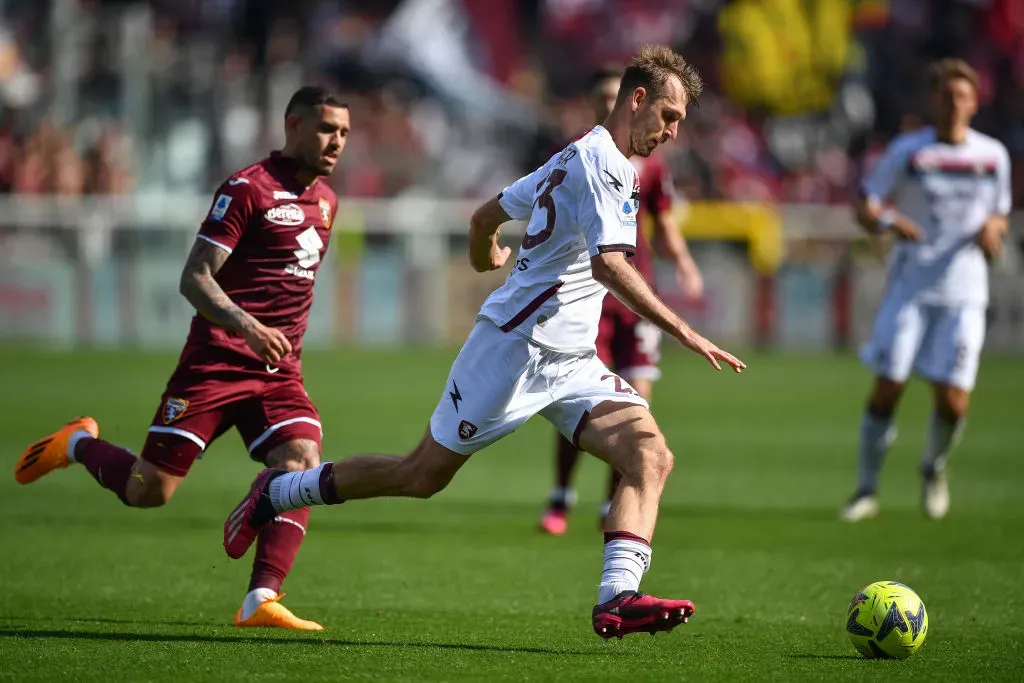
185, 152, 338, 377
602, 152, 674, 319
628, 152, 674, 283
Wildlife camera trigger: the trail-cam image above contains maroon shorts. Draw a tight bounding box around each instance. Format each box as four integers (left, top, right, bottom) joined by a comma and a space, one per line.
141, 370, 322, 477
596, 300, 662, 382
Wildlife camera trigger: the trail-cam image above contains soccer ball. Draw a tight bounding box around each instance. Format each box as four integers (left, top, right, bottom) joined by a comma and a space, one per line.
846, 581, 928, 659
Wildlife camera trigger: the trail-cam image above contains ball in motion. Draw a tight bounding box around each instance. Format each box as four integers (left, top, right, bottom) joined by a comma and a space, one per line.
846, 581, 928, 659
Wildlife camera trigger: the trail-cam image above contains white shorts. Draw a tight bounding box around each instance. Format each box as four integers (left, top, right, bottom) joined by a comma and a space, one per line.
430, 319, 650, 455
860, 297, 986, 390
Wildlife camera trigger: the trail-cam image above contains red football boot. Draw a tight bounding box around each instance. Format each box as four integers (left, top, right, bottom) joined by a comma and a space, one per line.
224, 468, 284, 559
592, 591, 695, 639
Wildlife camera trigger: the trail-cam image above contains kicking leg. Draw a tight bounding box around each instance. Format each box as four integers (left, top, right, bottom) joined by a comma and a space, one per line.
841, 377, 904, 522
224, 430, 468, 559
576, 401, 694, 638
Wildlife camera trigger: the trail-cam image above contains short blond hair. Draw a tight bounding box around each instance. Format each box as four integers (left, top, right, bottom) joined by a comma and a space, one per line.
619, 44, 703, 106
929, 58, 979, 93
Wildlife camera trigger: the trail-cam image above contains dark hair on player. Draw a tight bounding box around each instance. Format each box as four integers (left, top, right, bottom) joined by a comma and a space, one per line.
284, 86, 348, 120
928, 58, 979, 93
589, 64, 623, 93
618, 44, 703, 107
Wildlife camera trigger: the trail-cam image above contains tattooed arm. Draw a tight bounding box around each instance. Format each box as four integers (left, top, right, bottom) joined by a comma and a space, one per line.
179, 239, 292, 363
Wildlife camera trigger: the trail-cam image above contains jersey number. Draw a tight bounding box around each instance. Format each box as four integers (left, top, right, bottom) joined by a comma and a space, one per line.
522, 169, 567, 249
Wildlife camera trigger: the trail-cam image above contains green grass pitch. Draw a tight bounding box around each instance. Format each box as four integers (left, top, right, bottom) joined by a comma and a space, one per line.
0, 345, 1022, 681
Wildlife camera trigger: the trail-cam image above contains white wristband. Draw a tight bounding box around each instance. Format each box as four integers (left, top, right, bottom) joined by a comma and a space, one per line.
876, 209, 896, 232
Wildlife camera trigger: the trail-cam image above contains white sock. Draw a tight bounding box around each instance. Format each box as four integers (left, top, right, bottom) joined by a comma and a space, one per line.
857, 412, 897, 495
549, 486, 577, 509
598, 537, 651, 604
268, 465, 328, 512
66, 430, 93, 462
240, 587, 278, 620
922, 413, 964, 474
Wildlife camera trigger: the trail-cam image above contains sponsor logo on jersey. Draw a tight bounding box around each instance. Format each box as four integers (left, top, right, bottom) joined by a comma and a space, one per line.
284, 226, 323, 280
319, 198, 332, 228
265, 203, 306, 226
458, 420, 478, 440
210, 194, 232, 221
273, 190, 298, 200
163, 397, 189, 424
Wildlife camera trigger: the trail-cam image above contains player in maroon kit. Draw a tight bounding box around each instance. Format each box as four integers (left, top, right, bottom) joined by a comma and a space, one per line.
540, 66, 705, 535
15, 86, 349, 630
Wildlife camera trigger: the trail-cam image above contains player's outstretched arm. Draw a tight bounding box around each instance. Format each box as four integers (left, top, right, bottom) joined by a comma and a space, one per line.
179, 239, 292, 363
468, 196, 514, 273
591, 251, 744, 373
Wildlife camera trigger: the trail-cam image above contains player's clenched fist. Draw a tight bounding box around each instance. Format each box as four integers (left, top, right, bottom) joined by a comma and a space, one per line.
243, 324, 293, 364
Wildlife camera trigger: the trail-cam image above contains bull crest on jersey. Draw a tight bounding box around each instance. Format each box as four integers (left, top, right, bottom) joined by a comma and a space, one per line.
319, 198, 332, 228
163, 397, 189, 424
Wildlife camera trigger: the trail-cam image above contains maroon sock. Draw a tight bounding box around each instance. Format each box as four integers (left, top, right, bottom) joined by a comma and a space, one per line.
604, 530, 650, 547
249, 507, 311, 593
76, 438, 137, 505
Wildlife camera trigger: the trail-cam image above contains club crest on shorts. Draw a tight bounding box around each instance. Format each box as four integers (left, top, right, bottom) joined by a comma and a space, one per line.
163, 397, 189, 424
319, 198, 332, 228
458, 420, 478, 440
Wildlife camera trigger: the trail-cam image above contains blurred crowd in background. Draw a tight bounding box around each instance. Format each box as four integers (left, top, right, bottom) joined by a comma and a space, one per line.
0, 0, 1022, 206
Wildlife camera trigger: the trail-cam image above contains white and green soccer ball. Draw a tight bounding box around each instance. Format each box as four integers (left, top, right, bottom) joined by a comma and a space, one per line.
846, 581, 928, 659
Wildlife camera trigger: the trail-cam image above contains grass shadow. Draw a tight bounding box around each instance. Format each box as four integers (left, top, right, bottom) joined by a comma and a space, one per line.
787, 653, 864, 660
0, 627, 619, 657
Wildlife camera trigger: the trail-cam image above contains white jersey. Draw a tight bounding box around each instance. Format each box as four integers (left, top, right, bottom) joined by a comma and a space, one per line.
861, 127, 1011, 307
479, 125, 640, 353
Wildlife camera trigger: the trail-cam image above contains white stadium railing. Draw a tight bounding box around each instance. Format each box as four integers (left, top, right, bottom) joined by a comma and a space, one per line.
0, 196, 1020, 353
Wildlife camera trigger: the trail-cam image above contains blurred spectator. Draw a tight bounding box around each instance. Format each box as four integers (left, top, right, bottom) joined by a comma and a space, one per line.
0, 0, 1017, 205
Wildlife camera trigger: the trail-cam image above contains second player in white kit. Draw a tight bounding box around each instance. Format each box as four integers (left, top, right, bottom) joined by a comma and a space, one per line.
843, 58, 1012, 522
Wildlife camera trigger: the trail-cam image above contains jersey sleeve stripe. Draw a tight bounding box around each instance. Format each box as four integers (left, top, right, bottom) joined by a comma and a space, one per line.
597, 244, 636, 256
499, 282, 564, 333
196, 234, 233, 254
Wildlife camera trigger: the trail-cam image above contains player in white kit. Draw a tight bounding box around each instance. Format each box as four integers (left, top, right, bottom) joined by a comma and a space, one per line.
842, 59, 1012, 522
222, 45, 746, 639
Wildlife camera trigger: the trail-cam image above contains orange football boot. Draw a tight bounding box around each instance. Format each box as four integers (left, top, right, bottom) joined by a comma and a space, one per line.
15, 417, 99, 484
233, 593, 324, 631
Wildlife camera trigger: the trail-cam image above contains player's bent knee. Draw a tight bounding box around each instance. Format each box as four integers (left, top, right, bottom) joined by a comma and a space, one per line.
265, 439, 321, 472
868, 378, 905, 416
935, 385, 970, 422
637, 439, 674, 483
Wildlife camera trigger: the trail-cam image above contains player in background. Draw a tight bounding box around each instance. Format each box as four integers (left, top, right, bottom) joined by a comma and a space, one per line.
841, 59, 1011, 521
15, 86, 349, 630
224, 45, 746, 639
540, 65, 705, 536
